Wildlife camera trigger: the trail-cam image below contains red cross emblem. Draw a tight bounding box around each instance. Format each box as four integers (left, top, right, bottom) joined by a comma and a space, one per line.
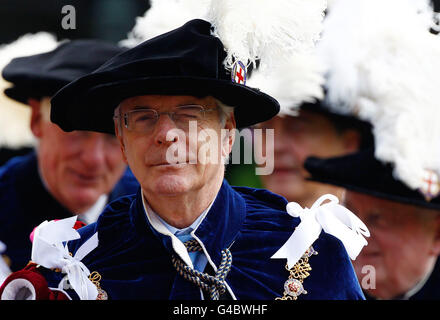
420, 170, 440, 201
231, 61, 247, 85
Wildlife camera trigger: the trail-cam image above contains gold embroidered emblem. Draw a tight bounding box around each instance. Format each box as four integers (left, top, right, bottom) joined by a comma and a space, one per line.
276, 246, 318, 300
89, 271, 108, 300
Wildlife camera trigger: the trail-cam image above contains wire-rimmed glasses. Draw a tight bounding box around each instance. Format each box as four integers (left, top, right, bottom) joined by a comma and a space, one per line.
115, 104, 218, 133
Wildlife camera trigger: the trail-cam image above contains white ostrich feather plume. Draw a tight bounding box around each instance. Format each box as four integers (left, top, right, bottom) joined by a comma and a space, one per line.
0, 32, 58, 70
318, 0, 440, 191
208, 0, 327, 71
120, 0, 210, 47
247, 52, 326, 116
121, 0, 327, 74
0, 32, 59, 148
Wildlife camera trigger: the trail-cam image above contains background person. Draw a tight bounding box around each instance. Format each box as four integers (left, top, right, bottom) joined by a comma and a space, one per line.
0, 32, 59, 166
305, 0, 440, 299
0, 38, 139, 272
257, 102, 372, 208
0, 1, 368, 300
247, 15, 373, 208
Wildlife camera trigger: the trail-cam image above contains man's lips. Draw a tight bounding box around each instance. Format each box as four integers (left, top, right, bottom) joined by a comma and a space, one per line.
359, 250, 381, 259
150, 162, 188, 168
69, 169, 101, 183
272, 167, 300, 175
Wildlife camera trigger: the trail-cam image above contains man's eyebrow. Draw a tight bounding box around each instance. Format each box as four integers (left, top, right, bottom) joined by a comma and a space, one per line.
131, 105, 154, 110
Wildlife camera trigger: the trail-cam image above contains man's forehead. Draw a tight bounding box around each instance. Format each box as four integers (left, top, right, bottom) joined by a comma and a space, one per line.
345, 190, 433, 218
119, 95, 217, 111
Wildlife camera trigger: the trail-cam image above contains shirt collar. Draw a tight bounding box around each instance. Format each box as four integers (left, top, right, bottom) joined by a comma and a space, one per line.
143, 196, 213, 236
137, 180, 246, 271
140, 190, 215, 269
77, 194, 108, 224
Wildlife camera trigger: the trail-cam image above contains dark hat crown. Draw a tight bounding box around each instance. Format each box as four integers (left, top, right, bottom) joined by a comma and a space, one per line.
2, 39, 124, 104
94, 19, 230, 82
305, 149, 440, 210
50, 19, 280, 134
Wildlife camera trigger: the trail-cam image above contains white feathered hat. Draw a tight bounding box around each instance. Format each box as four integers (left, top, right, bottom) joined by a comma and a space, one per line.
121, 0, 327, 80
50, 0, 327, 133
316, 0, 440, 200
0, 32, 58, 148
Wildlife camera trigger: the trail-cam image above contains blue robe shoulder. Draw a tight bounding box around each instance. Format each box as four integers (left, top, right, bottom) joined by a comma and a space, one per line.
52, 181, 364, 300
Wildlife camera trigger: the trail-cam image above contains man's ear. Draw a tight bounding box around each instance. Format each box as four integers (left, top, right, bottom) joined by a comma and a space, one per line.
430, 213, 440, 256
223, 114, 236, 154
28, 98, 43, 138
114, 118, 128, 164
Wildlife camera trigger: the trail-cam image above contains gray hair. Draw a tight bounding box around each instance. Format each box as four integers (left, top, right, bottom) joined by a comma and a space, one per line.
114, 104, 123, 133
39, 97, 53, 122
214, 99, 235, 128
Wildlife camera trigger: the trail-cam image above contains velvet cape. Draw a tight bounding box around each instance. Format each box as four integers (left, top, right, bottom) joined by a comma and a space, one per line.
43, 180, 365, 300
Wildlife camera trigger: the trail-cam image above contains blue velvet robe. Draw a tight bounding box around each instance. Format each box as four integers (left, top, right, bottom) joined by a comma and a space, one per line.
410, 258, 440, 300
46, 180, 364, 300
0, 151, 139, 271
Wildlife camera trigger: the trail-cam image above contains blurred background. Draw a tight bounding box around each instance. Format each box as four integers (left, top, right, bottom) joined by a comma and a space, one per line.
0, 0, 150, 44
0, 0, 262, 187
2, 0, 437, 188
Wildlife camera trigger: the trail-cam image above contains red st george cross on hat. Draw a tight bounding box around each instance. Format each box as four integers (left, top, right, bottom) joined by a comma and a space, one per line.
232, 61, 247, 85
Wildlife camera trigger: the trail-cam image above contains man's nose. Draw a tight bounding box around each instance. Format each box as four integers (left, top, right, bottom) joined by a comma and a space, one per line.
273, 129, 290, 154
153, 114, 180, 146
79, 134, 107, 167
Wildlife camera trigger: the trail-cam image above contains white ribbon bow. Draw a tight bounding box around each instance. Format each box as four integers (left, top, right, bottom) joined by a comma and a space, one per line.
271, 194, 370, 269
0, 241, 11, 285
31, 216, 99, 300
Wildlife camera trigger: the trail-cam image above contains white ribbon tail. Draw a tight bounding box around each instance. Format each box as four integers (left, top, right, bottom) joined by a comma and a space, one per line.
62, 260, 98, 300
271, 194, 370, 269
271, 214, 322, 269
0, 253, 11, 285
64, 232, 99, 300
317, 203, 370, 260
74, 233, 99, 261
29, 217, 100, 300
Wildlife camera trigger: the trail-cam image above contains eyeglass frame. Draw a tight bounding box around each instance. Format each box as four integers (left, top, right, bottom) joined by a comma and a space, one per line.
113, 104, 219, 133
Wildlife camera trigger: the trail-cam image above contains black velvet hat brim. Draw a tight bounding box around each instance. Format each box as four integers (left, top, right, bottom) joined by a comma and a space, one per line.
304, 149, 440, 210
4, 78, 69, 105
2, 39, 125, 105
51, 75, 280, 134
50, 19, 280, 134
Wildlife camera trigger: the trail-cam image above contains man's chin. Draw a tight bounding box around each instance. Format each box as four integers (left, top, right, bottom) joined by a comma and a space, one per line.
148, 175, 193, 196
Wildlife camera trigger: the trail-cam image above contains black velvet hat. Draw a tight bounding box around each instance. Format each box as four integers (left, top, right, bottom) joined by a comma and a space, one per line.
305, 148, 440, 210
50, 19, 280, 134
2, 39, 125, 105
301, 0, 440, 211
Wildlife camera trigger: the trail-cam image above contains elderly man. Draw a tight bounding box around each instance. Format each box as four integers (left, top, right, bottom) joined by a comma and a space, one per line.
258, 102, 372, 208
0, 19, 367, 300
303, 0, 440, 300
0, 39, 139, 272
306, 150, 440, 300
